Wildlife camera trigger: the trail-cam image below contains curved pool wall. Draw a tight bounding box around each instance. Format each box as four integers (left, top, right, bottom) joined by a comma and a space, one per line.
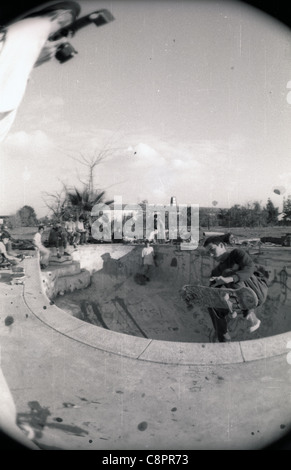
41, 244, 291, 348
1, 251, 291, 451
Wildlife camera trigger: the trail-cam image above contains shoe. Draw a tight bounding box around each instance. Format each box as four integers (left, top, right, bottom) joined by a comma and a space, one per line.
245, 310, 261, 333
222, 332, 231, 342
57, 253, 61, 258
249, 319, 261, 333
64, 252, 70, 256
8, 2, 81, 28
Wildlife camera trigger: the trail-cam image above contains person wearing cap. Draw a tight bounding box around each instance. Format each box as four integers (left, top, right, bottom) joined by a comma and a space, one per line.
0, 2, 81, 142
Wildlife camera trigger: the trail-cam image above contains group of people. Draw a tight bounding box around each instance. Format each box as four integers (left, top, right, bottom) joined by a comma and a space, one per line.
33, 215, 90, 269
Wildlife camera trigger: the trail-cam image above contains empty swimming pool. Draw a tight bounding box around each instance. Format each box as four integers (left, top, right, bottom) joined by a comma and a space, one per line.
47, 244, 291, 343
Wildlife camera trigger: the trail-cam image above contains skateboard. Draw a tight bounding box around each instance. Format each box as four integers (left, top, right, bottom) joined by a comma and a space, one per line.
1, 3, 115, 63
180, 284, 258, 313
50, 8, 115, 63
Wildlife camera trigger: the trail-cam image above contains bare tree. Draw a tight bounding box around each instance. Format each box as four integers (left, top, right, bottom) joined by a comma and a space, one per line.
68, 136, 127, 197
43, 135, 130, 222
71, 149, 105, 196
42, 183, 68, 221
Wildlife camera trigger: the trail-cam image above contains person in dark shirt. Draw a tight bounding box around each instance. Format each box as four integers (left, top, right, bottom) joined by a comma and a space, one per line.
48, 222, 70, 258
203, 236, 268, 342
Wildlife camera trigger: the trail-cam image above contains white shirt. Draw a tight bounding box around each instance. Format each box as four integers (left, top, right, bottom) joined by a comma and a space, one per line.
33, 232, 42, 248
0, 241, 7, 255
141, 246, 155, 265
65, 221, 76, 233
76, 221, 86, 232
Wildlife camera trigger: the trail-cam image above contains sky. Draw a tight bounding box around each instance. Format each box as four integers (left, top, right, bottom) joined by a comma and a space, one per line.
1, 0, 291, 218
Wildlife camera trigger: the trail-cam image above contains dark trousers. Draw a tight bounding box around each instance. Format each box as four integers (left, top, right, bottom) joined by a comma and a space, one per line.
208, 308, 228, 342
49, 232, 67, 249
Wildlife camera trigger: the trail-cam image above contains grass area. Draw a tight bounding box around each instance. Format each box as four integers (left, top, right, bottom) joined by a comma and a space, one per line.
203, 226, 291, 239
8, 224, 291, 243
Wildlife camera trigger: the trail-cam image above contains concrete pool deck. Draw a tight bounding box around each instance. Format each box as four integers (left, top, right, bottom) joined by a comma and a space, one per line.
1, 246, 291, 450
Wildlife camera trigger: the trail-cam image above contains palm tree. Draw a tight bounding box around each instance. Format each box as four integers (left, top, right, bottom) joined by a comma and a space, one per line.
66, 188, 114, 220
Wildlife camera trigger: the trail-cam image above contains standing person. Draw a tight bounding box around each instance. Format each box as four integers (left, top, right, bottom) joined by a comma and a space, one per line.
141, 240, 156, 281
48, 222, 70, 258
203, 236, 268, 342
0, 2, 81, 142
76, 216, 87, 245
32, 225, 50, 269
84, 218, 91, 244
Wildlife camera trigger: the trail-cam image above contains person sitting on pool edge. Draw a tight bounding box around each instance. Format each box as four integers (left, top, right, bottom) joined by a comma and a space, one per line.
0, 232, 22, 267
203, 235, 269, 343
33, 224, 50, 269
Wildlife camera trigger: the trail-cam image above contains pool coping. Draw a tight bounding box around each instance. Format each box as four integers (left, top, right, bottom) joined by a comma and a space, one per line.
23, 255, 291, 366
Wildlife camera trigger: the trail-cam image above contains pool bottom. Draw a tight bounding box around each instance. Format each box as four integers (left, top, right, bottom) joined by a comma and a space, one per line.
54, 266, 291, 343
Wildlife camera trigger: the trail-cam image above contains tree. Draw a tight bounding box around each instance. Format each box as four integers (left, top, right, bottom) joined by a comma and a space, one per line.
228, 204, 242, 227
198, 208, 209, 228
283, 194, 291, 217
72, 150, 106, 196
42, 185, 69, 222
7, 213, 22, 229
69, 138, 126, 197
246, 201, 267, 227
16, 205, 38, 226
38, 215, 51, 226
217, 209, 231, 228
265, 198, 279, 225
66, 187, 113, 220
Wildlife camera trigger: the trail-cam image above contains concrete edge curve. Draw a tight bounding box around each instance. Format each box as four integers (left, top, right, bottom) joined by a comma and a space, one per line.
23, 257, 290, 366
